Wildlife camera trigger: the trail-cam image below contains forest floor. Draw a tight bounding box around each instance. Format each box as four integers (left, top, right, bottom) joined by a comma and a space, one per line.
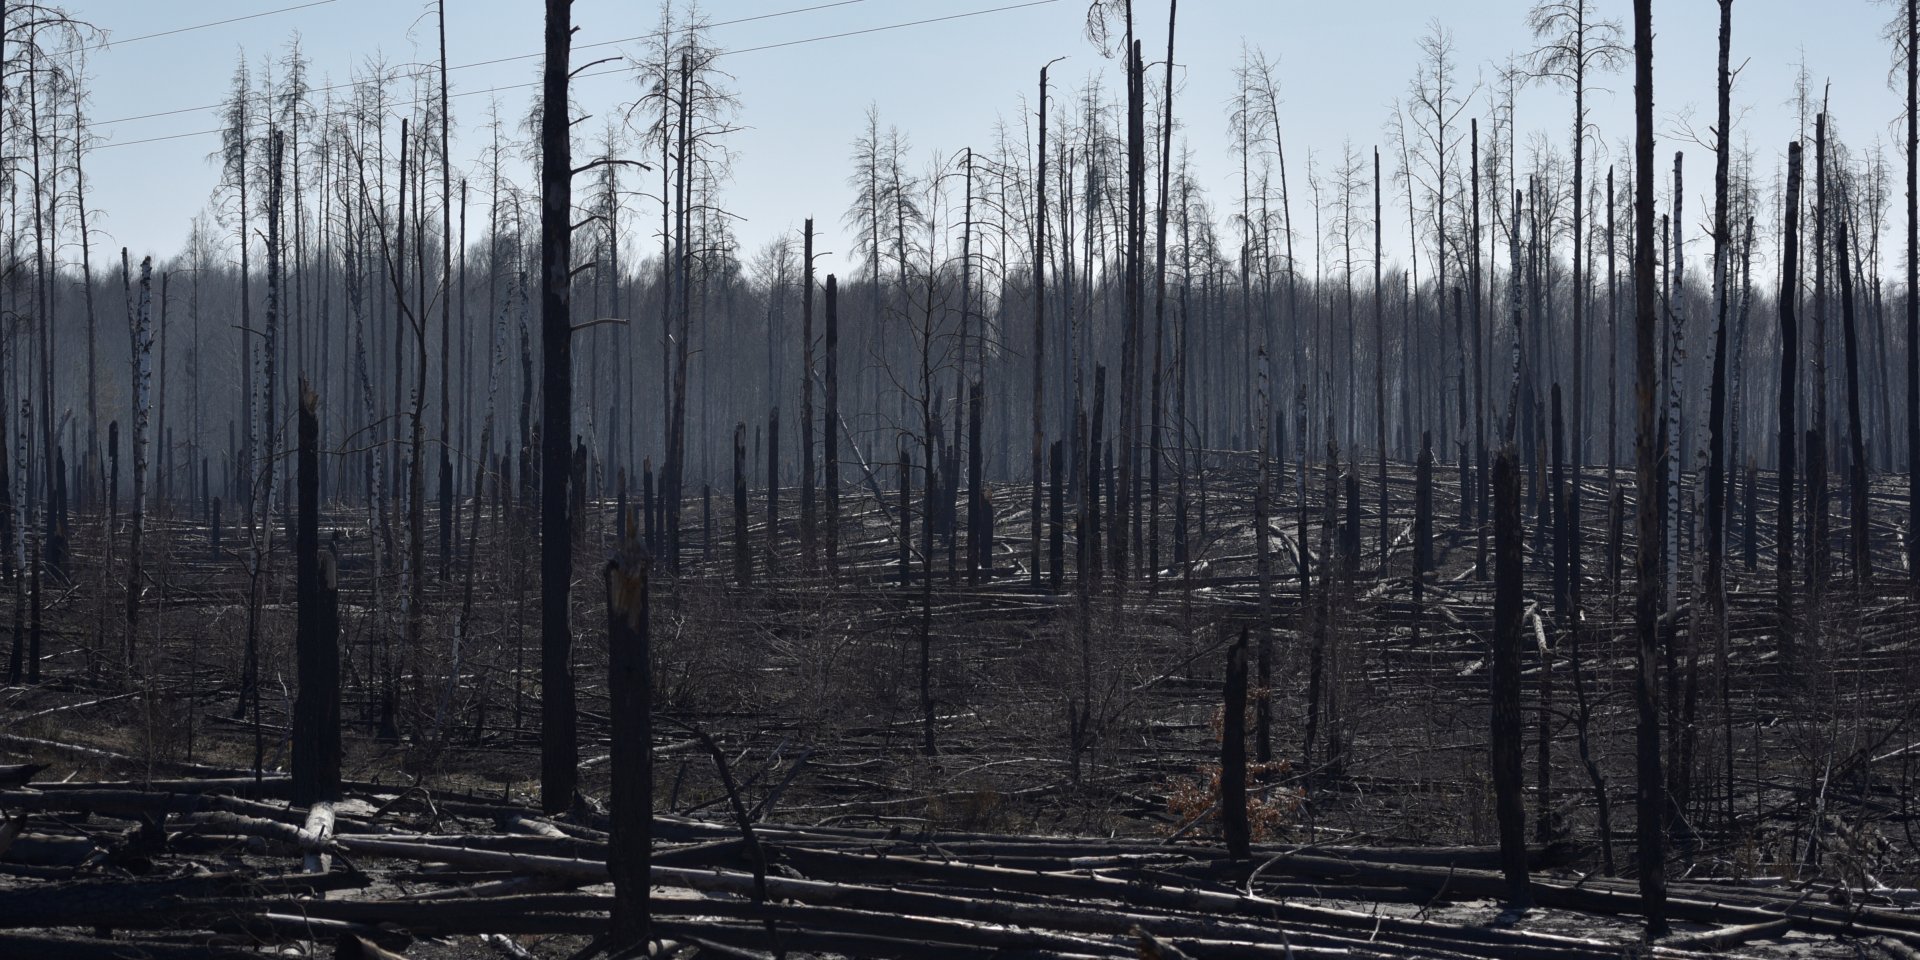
2, 456, 1918, 957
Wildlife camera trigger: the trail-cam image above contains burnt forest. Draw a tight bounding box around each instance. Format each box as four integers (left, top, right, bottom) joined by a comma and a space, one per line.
3, 0, 1920, 957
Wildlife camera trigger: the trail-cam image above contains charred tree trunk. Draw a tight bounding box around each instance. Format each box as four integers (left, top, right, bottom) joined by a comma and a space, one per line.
1222, 628, 1251, 861
1376, 149, 1390, 564
606, 527, 652, 953
967, 382, 985, 585
1837, 219, 1869, 580
1811, 113, 1830, 600
734, 423, 750, 587
899, 447, 912, 587
1633, 0, 1671, 931
767, 408, 780, 570
1415, 433, 1434, 585
1779, 144, 1804, 641
1049, 439, 1065, 591
1472, 121, 1488, 572
800, 221, 818, 571
1704, 0, 1736, 838
538, 0, 580, 815
1149, 3, 1177, 590
1909, 0, 1918, 589
1032, 65, 1050, 588
825, 276, 840, 574
292, 381, 340, 807
125, 258, 154, 667
1492, 447, 1530, 908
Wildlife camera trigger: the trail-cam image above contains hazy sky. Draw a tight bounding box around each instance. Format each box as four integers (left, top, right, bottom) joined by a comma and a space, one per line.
69, 0, 1907, 277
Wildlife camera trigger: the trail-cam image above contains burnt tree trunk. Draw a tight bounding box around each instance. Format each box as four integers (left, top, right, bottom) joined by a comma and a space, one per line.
1632, 0, 1671, 931
292, 381, 340, 807
800, 220, 817, 571
1836, 219, 1869, 580
606, 528, 651, 952
734, 423, 750, 587
1031, 66, 1050, 588
1909, 0, 1918, 589
767, 408, 780, 570
1492, 447, 1530, 908
1779, 143, 1804, 642
899, 447, 912, 587
967, 382, 985, 584
825, 276, 840, 574
538, 0, 579, 815
1222, 628, 1251, 861
1049, 439, 1064, 591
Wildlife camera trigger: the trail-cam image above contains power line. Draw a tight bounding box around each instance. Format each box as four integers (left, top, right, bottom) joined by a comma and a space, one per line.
90, 0, 1059, 153
81, 0, 340, 54
92, 0, 873, 128
717, 0, 1059, 58
93, 127, 227, 151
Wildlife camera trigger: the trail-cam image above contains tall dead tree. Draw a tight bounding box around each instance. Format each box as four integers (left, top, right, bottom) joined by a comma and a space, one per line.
539, 0, 579, 814
1375, 147, 1387, 561
1115, 31, 1145, 579
1780, 144, 1804, 634
1032, 63, 1052, 587
1529, 0, 1626, 592
125, 257, 154, 665
437, 1, 455, 578
1908, 0, 1918, 589
1703, 0, 1734, 753
825, 275, 840, 573
801, 219, 817, 570
1149, 3, 1178, 587
1837, 217, 1869, 579
1631, 0, 1670, 934
1810, 112, 1829, 597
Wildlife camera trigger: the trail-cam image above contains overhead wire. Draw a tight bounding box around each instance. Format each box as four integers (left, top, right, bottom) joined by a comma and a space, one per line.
88, 0, 1061, 152
78, 0, 340, 53
91, 0, 874, 129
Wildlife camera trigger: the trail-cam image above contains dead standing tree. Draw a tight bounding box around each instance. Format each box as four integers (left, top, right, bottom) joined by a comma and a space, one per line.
607, 523, 652, 953
1779, 144, 1804, 642
123, 256, 153, 666
1491, 447, 1529, 908
1631, 0, 1669, 935
1836, 215, 1869, 579
1527, 0, 1626, 644
292, 380, 340, 807
539, 0, 578, 814
1902, 0, 1918, 589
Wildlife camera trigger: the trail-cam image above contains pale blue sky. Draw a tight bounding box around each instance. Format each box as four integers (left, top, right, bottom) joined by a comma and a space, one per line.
71, 0, 1906, 276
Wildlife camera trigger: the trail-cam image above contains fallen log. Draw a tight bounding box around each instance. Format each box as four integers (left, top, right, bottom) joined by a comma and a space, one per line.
0, 763, 47, 788
331, 836, 609, 882
0, 931, 263, 959
1662, 918, 1793, 951
336, 932, 412, 960
303, 801, 336, 874
0, 831, 97, 867
0, 871, 366, 928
